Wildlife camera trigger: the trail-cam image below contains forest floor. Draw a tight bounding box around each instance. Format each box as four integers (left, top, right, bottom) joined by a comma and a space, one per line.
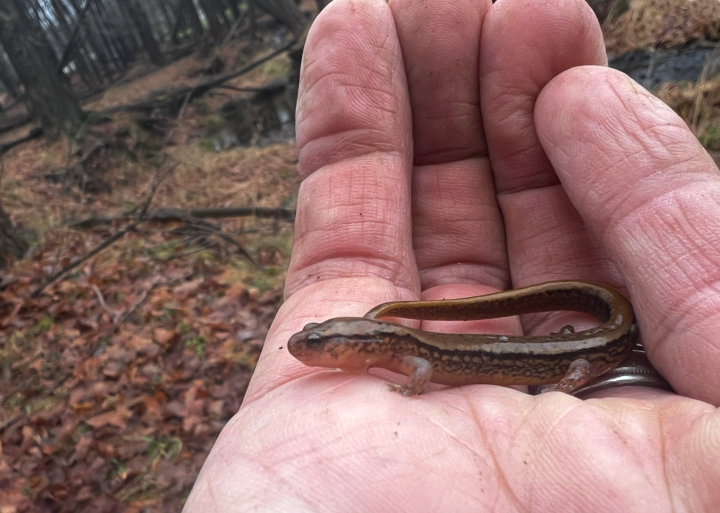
0, 38, 300, 512
1, 1, 719, 511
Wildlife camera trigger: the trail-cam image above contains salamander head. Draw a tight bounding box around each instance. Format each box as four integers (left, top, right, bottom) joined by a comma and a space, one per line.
287, 317, 396, 372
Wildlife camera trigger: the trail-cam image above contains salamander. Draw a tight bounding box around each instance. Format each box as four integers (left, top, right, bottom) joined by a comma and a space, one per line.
287, 280, 638, 396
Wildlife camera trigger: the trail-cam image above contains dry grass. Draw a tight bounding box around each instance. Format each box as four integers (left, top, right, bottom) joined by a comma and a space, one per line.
655, 48, 720, 149
600, 0, 720, 154
656, 75, 720, 132
604, 0, 720, 53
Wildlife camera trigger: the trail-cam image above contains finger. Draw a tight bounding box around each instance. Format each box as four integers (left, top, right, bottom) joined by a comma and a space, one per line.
480, 0, 617, 316
247, 0, 418, 401
536, 65, 720, 405
481, 0, 607, 192
286, 0, 417, 298
389, 0, 506, 302
391, 0, 490, 165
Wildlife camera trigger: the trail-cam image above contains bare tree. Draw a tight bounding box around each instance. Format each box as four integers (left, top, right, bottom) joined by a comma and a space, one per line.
249, 0, 307, 38
0, 0, 85, 138
119, 0, 165, 66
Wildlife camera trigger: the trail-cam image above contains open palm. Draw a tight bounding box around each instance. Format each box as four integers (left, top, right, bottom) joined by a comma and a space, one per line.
185, 0, 720, 511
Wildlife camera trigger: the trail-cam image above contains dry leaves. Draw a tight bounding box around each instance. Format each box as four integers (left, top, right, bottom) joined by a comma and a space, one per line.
0, 230, 282, 512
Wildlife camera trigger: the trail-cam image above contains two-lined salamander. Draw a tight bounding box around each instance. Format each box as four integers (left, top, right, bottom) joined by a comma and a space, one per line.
287, 281, 638, 396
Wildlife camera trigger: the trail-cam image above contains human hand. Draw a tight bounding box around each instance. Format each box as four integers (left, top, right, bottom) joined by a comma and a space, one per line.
184, 0, 720, 510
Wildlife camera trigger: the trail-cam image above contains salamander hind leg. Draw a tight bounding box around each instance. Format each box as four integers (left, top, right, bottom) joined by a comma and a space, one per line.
543, 359, 598, 394
388, 356, 433, 397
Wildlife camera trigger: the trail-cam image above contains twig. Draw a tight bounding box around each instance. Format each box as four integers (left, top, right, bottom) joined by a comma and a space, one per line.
172, 92, 193, 134
68, 205, 295, 229
29, 166, 173, 298
162, 242, 215, 262
91, 284, 121, 324
31, 225, 132, 298
220, 10, 247, 48
190, 221, 263, 268
91, 284, 109, 311
103, 272, 194, 340
113, 285, 152, 327
138, 164, 175, 220
216, 84, 264, 93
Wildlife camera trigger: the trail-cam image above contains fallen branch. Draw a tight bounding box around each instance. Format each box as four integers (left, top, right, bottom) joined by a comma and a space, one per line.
0, 127, 43, 156
68, 205, 295, 229
97, 40, 295, 117
30, 167, 172, 298
43, 140, 112, 192
0, 112, 31, 136
188, 220, 263, 268
92, 283, 122, 324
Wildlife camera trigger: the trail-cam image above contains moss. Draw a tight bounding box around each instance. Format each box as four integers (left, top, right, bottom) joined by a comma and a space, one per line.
262, 56, 291, 79
198, 138, 215, 152
185, 335, 207, 358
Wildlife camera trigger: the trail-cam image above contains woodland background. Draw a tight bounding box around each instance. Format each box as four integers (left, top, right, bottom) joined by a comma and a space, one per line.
1, 0, 720, 511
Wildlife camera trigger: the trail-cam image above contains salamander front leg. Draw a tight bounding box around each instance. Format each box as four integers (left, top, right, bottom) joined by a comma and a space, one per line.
388, 356, 433, 397
544, 359, 597, 394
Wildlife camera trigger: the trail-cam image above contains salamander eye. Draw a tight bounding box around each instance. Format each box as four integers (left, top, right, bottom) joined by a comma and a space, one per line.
305, 332, 324, 350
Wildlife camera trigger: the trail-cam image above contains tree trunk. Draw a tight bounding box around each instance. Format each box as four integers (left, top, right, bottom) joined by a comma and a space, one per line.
0, 201, 27, 269
159, 0, 177, 36
248, 0, 306, 38
0, 59, 20, 99
248, 0, 257, 40
181, 0, 204, 44
0, 0, 85, 138
120, 0, 166, 66
197, 0, 225, 43
223, 0, 241, 20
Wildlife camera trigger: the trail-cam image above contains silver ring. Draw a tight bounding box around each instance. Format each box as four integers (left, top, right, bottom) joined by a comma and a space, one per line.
529, 344, 674, 397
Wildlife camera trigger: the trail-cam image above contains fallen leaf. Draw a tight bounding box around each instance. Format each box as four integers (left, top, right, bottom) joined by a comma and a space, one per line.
72, 436, 93, 462
153, 328, 177, 345
85, 405, 132, 430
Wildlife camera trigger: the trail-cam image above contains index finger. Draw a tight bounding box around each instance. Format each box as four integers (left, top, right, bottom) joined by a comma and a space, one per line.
244, 0, 418, 402
286, 0, 417, 299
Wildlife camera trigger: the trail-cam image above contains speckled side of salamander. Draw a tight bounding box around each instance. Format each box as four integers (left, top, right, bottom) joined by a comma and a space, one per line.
287, 280, 639, 391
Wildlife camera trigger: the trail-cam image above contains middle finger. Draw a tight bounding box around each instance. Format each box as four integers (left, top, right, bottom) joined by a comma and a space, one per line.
391, 0, 506, 300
